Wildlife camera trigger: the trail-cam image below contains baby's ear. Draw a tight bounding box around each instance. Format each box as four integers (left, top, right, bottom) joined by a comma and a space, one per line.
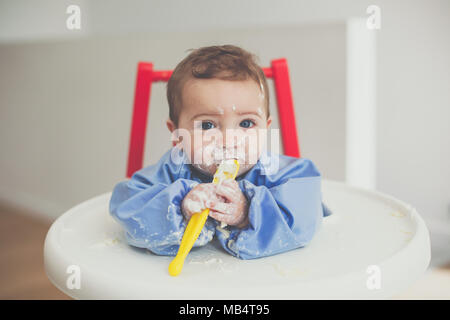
166, 119, 178, 147
266, 116, 272, 128
166, 119, 176, 132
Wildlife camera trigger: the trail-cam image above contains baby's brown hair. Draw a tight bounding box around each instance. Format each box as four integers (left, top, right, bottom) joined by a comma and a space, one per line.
167, 45, 269, 125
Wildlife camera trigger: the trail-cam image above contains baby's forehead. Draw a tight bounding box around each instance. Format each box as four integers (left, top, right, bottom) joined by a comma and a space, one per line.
194, 103, 263, 115
182, 78, 263, 105
184, 77, 261, 92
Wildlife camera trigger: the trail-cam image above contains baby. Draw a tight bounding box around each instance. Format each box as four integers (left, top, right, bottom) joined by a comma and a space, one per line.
109, 45, 331, 260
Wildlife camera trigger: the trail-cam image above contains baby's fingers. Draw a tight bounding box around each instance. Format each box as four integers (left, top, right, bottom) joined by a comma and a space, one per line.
208, 201, 237, 215
209, 209, 246, 226
215, 185, 240, 202
221, 179, 240, 190
208, 210, 234, 225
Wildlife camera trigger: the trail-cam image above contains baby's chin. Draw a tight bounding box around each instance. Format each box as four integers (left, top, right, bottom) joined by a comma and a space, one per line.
191, 162, 255, 178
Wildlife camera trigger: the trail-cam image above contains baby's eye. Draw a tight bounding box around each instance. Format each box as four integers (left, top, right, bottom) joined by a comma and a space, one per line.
239, 119, 255, 129
201, 121, 216, 130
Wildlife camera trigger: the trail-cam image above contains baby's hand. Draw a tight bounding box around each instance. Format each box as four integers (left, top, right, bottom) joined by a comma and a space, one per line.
208, 180, 249, 229
181, 183, 222, 221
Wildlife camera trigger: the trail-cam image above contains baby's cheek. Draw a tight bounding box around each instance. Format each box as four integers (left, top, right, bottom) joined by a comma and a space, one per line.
233, 133, 261, 162
245, 138, 261, 163
230, 134, 262, 175
189, 138, 221, 175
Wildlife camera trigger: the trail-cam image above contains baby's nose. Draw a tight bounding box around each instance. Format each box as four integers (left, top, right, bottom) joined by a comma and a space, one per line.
223, 139, 244, 151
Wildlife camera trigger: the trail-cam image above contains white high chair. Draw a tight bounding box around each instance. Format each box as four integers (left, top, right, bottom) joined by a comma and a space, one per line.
44, 60, 430, 299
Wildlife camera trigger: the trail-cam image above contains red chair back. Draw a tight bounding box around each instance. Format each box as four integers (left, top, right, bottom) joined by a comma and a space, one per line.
127, 58, 300, 178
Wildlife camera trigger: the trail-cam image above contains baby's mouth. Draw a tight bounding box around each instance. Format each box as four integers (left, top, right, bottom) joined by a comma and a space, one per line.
212, 148, 242, 163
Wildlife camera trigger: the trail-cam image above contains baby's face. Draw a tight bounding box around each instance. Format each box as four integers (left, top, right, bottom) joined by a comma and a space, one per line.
167, 77, 271, 177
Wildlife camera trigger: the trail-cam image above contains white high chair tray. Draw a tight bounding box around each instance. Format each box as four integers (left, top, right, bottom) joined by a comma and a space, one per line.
44, 180, 430, 299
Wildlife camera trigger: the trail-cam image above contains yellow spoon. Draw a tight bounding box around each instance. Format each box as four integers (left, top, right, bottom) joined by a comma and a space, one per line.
168, 159, 240, 276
